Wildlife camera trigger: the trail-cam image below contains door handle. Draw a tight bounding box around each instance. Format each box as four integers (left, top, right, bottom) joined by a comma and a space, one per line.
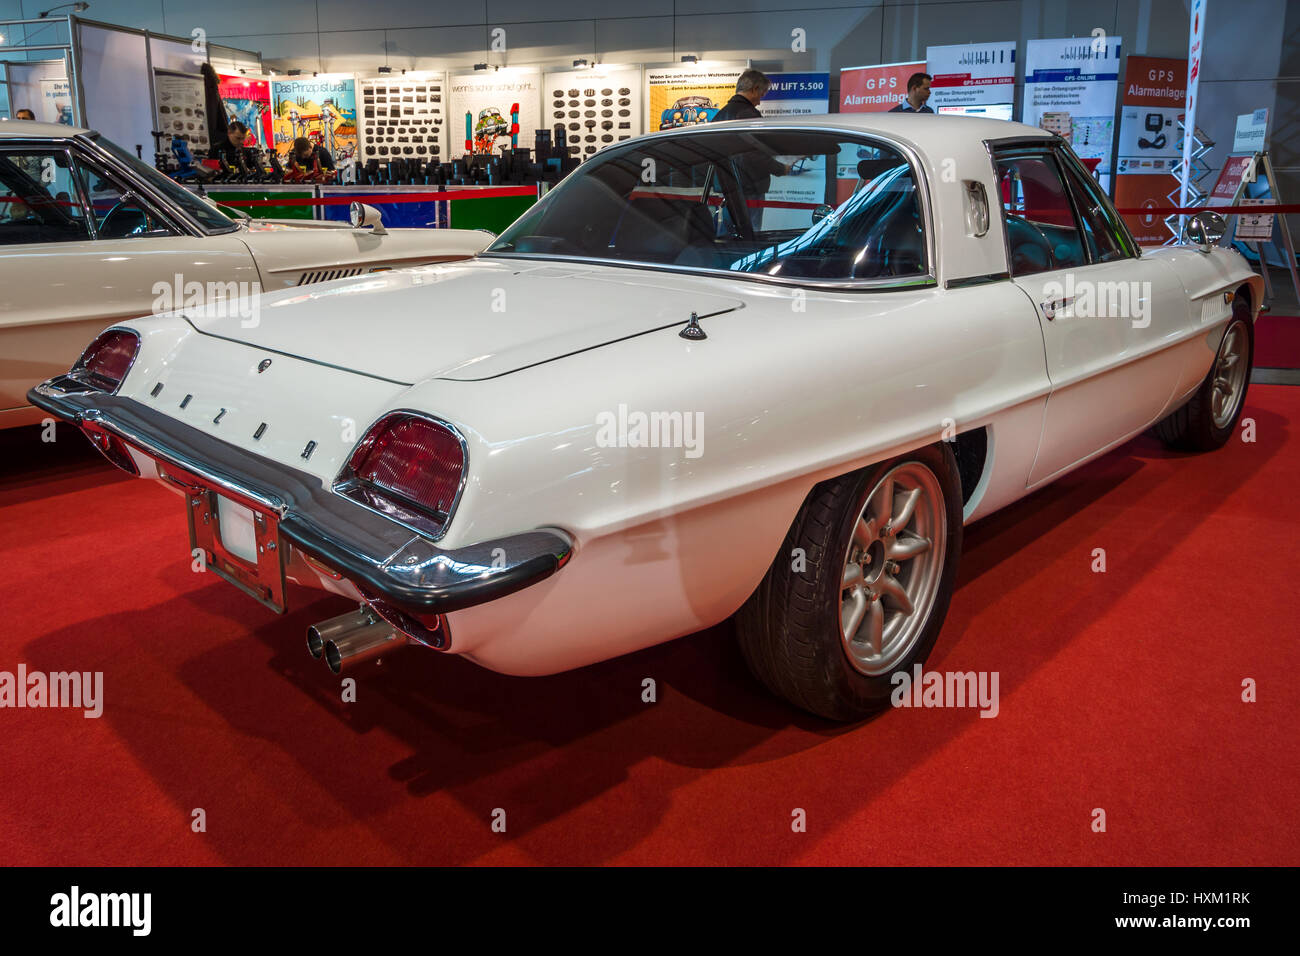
1040, 295, 1074, 320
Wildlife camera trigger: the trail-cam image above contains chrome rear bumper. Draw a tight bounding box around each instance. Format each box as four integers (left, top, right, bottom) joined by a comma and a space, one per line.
28, 377, 572, 618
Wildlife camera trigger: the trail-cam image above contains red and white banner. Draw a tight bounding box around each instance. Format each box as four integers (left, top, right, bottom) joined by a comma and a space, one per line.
1179, 0, 1207, 221
1114, 56, 1186, 244
839, 60, 925, 113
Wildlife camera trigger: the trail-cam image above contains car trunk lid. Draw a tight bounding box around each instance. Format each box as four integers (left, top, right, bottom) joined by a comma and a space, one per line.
183, 259, 745, 383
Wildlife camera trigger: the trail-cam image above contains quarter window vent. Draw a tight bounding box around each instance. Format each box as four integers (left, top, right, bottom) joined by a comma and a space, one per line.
296, 267, 365, 286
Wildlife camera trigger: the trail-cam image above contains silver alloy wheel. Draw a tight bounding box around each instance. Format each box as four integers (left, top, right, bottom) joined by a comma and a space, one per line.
1210, 320, 1249, 429
839, 461, 947, 676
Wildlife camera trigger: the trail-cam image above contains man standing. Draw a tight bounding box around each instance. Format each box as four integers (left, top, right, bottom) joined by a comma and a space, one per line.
889, 73, 934, 113
713, 69, 772, 123
711, 70, 791, 231
13, 109, 36, 120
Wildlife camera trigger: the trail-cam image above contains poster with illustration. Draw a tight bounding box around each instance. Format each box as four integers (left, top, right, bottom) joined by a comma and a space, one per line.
270, 76, 358, 167
154, 70, 210, 155
1114, 56, 1186, 243
1023, 36, 1123, 190
644, 64, 744, 131
449, 70, 542, 157
542, 66, 641, 160
39, 78, 74, 126
219, 74, 272, 149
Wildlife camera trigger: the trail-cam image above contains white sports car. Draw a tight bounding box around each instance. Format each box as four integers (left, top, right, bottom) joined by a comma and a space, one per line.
29, 115, 1261, 720
0, 121, 491, 427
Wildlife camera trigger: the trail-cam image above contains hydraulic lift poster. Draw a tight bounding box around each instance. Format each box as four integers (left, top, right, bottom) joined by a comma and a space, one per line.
645, 64, 744, 131
449, 71, 542, 156
1114, 56, 1186, 244
758, 73, 830, 230
270, 76, 358, 166
219, 75, 273, 150
1023, 36, 1123, 191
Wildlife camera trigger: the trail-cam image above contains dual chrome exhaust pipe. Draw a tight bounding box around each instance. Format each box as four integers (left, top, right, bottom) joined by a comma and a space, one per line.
306, 607, 407, 674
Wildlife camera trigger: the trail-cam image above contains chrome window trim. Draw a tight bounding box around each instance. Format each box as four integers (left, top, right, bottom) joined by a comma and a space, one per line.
332, 408, 471, 544
75, 132, 235, 238
481, 123, 938, 290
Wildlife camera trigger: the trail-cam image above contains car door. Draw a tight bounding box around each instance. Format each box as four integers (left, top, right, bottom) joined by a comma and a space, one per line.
991, 143, 1188, 485
0, 140, 258, 425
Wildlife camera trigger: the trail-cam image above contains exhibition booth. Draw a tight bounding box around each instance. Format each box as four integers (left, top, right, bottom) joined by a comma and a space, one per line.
0, 0, 1296, 880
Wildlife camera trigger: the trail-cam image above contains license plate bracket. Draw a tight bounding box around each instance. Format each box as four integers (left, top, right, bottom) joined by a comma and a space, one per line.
185, 487, 287, 613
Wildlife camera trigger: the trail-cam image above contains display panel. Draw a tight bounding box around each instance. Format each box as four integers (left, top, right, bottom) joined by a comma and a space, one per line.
542, 66, 642, 161
926, 41, 1016, 112
449, 70, 543, 156
270, 76, 359, 167
154, 70, 210, 157
359, 73, 447, 165
644, 63, 745, 132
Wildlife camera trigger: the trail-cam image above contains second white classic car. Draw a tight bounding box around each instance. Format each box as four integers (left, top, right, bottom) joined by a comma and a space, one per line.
29, 114, 1260, 720
0, 121, 491, 427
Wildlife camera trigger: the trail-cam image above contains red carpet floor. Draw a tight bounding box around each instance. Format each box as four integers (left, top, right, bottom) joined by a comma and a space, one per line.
1255, 314, 1300, 368
0, 388, 1297, 866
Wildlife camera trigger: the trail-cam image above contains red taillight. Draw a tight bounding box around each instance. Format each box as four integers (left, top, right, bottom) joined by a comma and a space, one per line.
340, 413, 466, 534
74, 329, 140, 392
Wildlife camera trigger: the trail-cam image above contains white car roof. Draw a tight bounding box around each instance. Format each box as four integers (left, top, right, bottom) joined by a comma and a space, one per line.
0, 119, 91, 138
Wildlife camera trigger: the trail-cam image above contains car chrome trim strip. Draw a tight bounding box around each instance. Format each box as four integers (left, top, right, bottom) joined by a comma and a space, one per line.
944, 272, 1010, 289
25, 381, 574, 616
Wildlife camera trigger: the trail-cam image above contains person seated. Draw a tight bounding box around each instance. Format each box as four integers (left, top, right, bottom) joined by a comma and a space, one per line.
209, 121, 255, 168
290, 136, 335, 172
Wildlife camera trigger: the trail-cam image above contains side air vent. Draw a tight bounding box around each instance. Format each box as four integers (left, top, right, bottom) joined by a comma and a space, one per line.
296, 267, 365, 286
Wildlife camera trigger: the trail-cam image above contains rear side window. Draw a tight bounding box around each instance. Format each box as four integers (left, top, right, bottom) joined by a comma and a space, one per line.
0, 149, 90, 245
994, 153, 1085, 276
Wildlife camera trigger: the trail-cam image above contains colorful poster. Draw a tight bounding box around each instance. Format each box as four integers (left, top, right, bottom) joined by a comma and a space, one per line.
39, 78, 74, 125
270, 76, 358, 167
154, 70, 210, 156
839, 60, 924, 113
1023, 36, 1122, 191
1114, 56, 1186, 244
359, 73, 447, 166
218, 74, 272, 149
543, 66, 641, 161
644, 64, 744, 132
925, 41, 1015, 112
448, 70, 542, 157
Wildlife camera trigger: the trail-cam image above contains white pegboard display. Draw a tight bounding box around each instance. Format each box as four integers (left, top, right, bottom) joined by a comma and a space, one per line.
542, 67, 643, 160
359, 73, 447, 165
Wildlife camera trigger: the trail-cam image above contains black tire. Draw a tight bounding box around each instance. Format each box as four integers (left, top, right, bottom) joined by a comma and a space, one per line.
1152, 299, 1254, 452
736, 443, 964, 721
